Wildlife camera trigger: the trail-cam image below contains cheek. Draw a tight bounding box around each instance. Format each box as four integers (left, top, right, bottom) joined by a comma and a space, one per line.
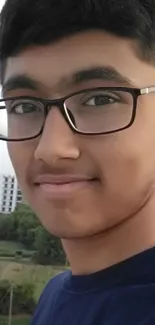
7, 142, 33, 186
88, 129, 155, 201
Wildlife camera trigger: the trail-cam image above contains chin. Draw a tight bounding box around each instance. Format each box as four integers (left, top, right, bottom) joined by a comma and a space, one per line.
39, 216, 103, 239
29, 199, 111, 238
40, 222, 89, 239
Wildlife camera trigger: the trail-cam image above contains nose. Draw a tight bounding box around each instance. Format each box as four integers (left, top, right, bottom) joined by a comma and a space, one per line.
34, 107, 80, 165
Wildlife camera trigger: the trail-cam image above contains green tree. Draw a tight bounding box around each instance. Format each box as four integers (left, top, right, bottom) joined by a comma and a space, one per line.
34, 225, 65, 265
0, 203, 66, 265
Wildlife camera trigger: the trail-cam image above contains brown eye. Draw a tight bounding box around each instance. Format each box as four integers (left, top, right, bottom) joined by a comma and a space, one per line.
12, 103, 37, 114
7, 99, 42, 115
84, 95, 116, 106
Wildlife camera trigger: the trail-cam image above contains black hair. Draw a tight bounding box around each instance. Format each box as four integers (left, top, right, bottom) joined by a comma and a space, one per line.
0, 0, 155, 80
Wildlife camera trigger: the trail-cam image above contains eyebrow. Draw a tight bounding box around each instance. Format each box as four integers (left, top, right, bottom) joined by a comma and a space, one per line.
72, 66, 134, 86
2, 66, 133, 96
2, 74, 42, 96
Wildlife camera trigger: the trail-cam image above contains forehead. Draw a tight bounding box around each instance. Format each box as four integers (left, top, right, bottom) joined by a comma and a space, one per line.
4, 30, 155, 92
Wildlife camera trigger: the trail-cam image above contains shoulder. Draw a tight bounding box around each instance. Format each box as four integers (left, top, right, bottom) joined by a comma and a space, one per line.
39, 270, 70, 302
45, 270, 69, 290
30, 271, 70, 324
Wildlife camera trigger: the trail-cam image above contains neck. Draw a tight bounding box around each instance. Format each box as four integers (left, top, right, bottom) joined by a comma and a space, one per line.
62, 193, 155, 275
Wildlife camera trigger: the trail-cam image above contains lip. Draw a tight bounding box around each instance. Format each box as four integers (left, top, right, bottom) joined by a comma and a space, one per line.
34, 174, 96, 199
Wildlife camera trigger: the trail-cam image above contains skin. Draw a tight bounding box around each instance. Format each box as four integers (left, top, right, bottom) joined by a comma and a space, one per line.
3, 30, 155, 274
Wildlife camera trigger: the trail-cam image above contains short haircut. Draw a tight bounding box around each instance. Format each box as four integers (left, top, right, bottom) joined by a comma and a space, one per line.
0, 0, 155, 81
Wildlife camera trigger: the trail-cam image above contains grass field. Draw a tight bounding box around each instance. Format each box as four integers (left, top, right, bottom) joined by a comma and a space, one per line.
0, 241, 67, 300
0, 316, 30, 325
0, 259, 66, 300
0, 240, 35, 258
0, 241, 25, 252
0, 240, 67, 321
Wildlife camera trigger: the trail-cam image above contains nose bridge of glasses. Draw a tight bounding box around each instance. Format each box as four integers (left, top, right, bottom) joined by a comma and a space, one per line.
45, 98, 67, 119
43, 98, 72, 132
44, 97, 77, 131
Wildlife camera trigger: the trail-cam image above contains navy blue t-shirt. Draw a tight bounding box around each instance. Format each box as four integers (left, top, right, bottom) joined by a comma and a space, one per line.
31, 248, 155, 324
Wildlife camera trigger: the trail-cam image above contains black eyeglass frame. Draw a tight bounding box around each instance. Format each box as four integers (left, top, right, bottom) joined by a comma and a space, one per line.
0, 86, 155, 142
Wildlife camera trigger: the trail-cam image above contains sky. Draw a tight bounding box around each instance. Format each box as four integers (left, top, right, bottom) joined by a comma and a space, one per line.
0, 0, 15, 175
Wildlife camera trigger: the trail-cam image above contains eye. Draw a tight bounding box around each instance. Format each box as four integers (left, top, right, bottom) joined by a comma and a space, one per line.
12, 103, 37, 114
7, 99, 43, 115
84, 94, 120, 106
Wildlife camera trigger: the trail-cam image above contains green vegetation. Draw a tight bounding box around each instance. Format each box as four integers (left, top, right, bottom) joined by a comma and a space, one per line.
0, 260, 66, 300
0, 241, 33, 261
0, 259, 66, 319
0, 280, 36, 315
0, 204, 68, 319
0, 316, 30, 325
0, 204, 66, 265
0, 241, 24, 252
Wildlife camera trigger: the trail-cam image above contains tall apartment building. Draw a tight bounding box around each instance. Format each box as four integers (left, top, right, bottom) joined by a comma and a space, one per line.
0, 174, 23, 214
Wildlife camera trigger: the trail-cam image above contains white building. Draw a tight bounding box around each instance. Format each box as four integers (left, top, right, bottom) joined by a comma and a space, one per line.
0, 174, 23, 214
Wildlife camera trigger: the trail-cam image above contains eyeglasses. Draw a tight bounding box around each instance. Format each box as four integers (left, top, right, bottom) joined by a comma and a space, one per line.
0, 86, 155, 142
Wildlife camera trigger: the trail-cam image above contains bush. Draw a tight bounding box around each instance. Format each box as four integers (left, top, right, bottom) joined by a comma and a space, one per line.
0, 280, 36, 315
0, 252, 14, 258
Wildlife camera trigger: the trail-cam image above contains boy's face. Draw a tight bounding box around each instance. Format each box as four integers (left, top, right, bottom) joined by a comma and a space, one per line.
4, 30, 155, 238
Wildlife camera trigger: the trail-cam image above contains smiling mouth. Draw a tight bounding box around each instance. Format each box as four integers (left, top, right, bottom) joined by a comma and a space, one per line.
34, 176, 98, 199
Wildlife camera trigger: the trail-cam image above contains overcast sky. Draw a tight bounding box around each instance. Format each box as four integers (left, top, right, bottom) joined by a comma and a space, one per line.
0, 0, 15, 175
